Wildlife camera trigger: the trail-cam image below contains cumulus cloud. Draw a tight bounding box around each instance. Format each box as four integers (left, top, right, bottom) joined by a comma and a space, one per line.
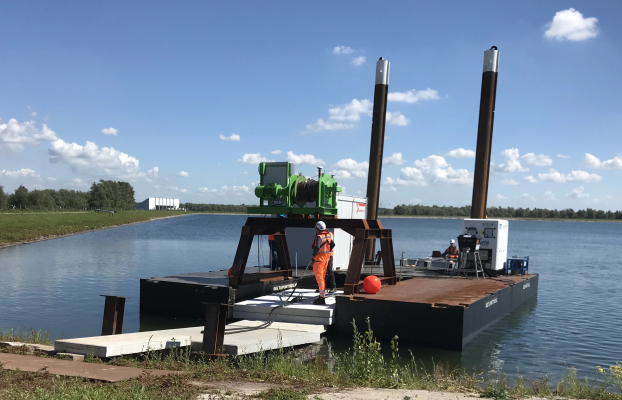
501, 179, 519, 185
286, 151, 324, 165
544, 191, 557, 201
446, 148, 475, 158
147, 166, 159, 178
177, 171, 189, 177
522, 193, 535, 201
101, 127, 119, 136
198, 187, 216, 193
328, 99, 373, 121
305, 119, 354, 132
351, 56, 366, 66
521, 153, 553, 167
71, 178, 87, 187
558, 154, 570, 159
568, 186, 589, 199
584, 153, 622, 169
239, 153, 275, 164
180, 188, 188, 193
544, 8, 599, 41
383, 152, 405, 165
493, 148, 529, 173
388, 89, 440, 103
385, 111, 409, 126
48, 139, 144, 179
395, 155, 471, 186
495, 194, 509, 200
0, 118, 58, 152
333, 46, 354, 55
331, 158, 368, 179
271, 150, 282, 154
524, 168, 602, 183
0, 168, 40, 179
47, 177, 57, 182
219, 133, 241, 141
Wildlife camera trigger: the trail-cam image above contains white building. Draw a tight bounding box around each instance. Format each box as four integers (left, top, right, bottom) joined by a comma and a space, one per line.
135, 198, 180, 211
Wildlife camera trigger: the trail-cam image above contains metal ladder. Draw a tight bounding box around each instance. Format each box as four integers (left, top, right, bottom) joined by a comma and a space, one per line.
458, 248, 487, 280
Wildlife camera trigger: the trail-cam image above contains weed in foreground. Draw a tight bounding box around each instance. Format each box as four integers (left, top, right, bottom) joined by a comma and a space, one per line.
0, 328, 52, 345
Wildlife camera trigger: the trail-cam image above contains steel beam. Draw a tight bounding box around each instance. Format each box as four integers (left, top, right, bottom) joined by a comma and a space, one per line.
201, 302, 228, 356
101, 295, 128, 336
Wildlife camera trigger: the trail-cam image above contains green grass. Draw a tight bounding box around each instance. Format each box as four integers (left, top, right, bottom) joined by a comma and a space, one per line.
0, 329, 52, 346
0, 210, 188, 245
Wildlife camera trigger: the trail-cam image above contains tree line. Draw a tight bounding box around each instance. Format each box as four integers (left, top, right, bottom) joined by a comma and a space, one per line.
0, 180, 136, 210
181, 203, 247, 212
380, 205, 622, 220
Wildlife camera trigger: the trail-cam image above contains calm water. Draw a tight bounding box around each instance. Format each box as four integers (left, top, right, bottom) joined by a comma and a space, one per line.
1, 214, 621, 381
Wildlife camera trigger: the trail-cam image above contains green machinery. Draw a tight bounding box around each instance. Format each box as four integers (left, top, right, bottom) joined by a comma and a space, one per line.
247, 162, 342, 215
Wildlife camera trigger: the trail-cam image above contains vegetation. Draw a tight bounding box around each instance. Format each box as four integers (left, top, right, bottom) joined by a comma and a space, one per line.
181, 203, 248, 213
0, 329, 52, 345
0, 210, 186, 245
380, 204, 622, 220
2, 321, 621, 399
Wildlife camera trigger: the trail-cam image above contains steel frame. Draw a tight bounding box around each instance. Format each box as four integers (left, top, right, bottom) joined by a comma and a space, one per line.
228, 217, 396, 294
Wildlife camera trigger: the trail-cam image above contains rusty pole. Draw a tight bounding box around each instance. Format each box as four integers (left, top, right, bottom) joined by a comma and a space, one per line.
471, 46, 499, 219
365, 57, 390, 261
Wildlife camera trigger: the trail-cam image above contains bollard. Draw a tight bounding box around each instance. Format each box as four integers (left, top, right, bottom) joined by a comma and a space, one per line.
201, 302, 228, 356
100, 295, 129, 336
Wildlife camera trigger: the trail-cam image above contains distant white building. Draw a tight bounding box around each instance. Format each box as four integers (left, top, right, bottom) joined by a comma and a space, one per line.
136, 198, 180, 211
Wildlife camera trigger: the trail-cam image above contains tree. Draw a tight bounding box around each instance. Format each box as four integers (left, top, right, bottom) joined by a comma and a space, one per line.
88, 180, 136, 209
9, 185, 30, 208
0, 186, 7, 208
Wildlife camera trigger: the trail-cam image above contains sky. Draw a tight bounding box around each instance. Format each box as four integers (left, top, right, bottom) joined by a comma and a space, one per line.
1, 1, 621, 210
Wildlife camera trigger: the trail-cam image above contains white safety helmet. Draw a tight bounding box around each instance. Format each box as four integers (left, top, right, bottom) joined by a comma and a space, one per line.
450, 239, 455, 244
315, 221, 326, 231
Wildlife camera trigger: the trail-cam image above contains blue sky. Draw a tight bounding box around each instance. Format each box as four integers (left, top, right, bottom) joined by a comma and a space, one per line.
1, 1, 621, 209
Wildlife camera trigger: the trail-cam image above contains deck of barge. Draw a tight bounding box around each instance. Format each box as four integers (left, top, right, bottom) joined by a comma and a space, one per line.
334, 273, 538, 350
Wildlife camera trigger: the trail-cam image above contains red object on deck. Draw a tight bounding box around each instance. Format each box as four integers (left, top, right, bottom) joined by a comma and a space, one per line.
363, 275, 381, 294
227, 268, 233, 277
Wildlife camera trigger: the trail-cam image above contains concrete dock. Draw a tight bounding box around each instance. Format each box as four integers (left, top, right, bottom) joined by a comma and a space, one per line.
55, 320, 325, 358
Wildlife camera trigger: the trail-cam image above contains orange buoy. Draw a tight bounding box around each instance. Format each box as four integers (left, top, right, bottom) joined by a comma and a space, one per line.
363, 275, 381, 294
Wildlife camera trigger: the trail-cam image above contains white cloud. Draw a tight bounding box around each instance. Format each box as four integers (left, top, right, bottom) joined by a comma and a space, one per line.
219, 133, 240, 141
521, 153, 553, 167
0, 118, 58, 152
27, 106, 37, 118
71, 178, 87, 187
286, 151, 325, 165
101, 127, 118, 136
198, 187, 217, 193
305, 119, 354, 132
385, 111, 409, 126
331, 170, 354, 180
271, 150, 282, 154
446, 148, 475, 158
47, 177, 57, 182
384, 177, 395, 185
180, 188, 188, 193
351, 56, 366, 66
544, 191, 557, 201
177, 171, 189, 177
328, 99, 373, 121
568, 186, 590, 199
544, 8, 599, 41
558, 154, 570, 159
48, 139, 144, 179
501, 179, 519, 186
147, 166, 159, 178
0, 168, 40, 179
524, 168, 602, 183
388, 89, 440, 103
494, 148, 529, 173
383, 152, 405, 165
386, 186, 397, 192
396, 155, 471, 186
333, 46, 354, 55
333, 159, 368, 171
521, 193, 535, 201
239, 153, 275, 164
584, 153, 622, 169
240, 171, 248, 175
495, 194, 509, 200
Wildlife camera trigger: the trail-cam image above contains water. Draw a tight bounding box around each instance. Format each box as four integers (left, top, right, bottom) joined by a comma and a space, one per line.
1, 214, 621, 381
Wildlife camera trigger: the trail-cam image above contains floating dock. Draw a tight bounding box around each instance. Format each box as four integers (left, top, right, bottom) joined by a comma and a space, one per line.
335, 273, 538, 350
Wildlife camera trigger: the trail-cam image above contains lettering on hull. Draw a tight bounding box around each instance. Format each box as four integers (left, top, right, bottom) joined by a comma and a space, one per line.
523, 282, 530, 290
485, 298, 498, 308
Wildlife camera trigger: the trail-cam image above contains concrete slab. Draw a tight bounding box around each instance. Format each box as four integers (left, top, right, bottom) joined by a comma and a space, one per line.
232, 289, 340, 325
54, 320, 326, 358
0, 353, 175, 382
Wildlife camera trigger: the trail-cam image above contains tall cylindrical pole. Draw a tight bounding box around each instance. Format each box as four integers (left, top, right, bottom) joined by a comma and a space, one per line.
365, 57, 390, 261
470, 46, 499, 219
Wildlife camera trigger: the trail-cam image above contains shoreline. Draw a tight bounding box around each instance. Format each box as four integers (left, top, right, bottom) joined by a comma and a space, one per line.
0, 213, 199, 249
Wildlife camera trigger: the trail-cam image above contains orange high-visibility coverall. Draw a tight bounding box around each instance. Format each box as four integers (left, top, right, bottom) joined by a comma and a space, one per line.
311, 231, 334, 299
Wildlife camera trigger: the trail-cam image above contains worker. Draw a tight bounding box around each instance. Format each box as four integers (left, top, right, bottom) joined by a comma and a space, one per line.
326, 247, 337, 294
311, 221, 335, 305
268, 234, 281, 270
442, 239, 459, 259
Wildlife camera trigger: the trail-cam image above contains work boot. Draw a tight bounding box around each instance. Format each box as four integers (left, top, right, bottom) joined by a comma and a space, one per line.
313, 297, 326, 305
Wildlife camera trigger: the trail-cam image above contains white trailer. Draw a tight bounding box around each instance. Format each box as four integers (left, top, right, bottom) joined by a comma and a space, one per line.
461, 219, 509, 271
284, 194, 367, 271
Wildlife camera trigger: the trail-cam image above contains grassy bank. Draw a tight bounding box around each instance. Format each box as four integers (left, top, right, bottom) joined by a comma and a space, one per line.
2, 321, 621, 400
0, 210, 189, 246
